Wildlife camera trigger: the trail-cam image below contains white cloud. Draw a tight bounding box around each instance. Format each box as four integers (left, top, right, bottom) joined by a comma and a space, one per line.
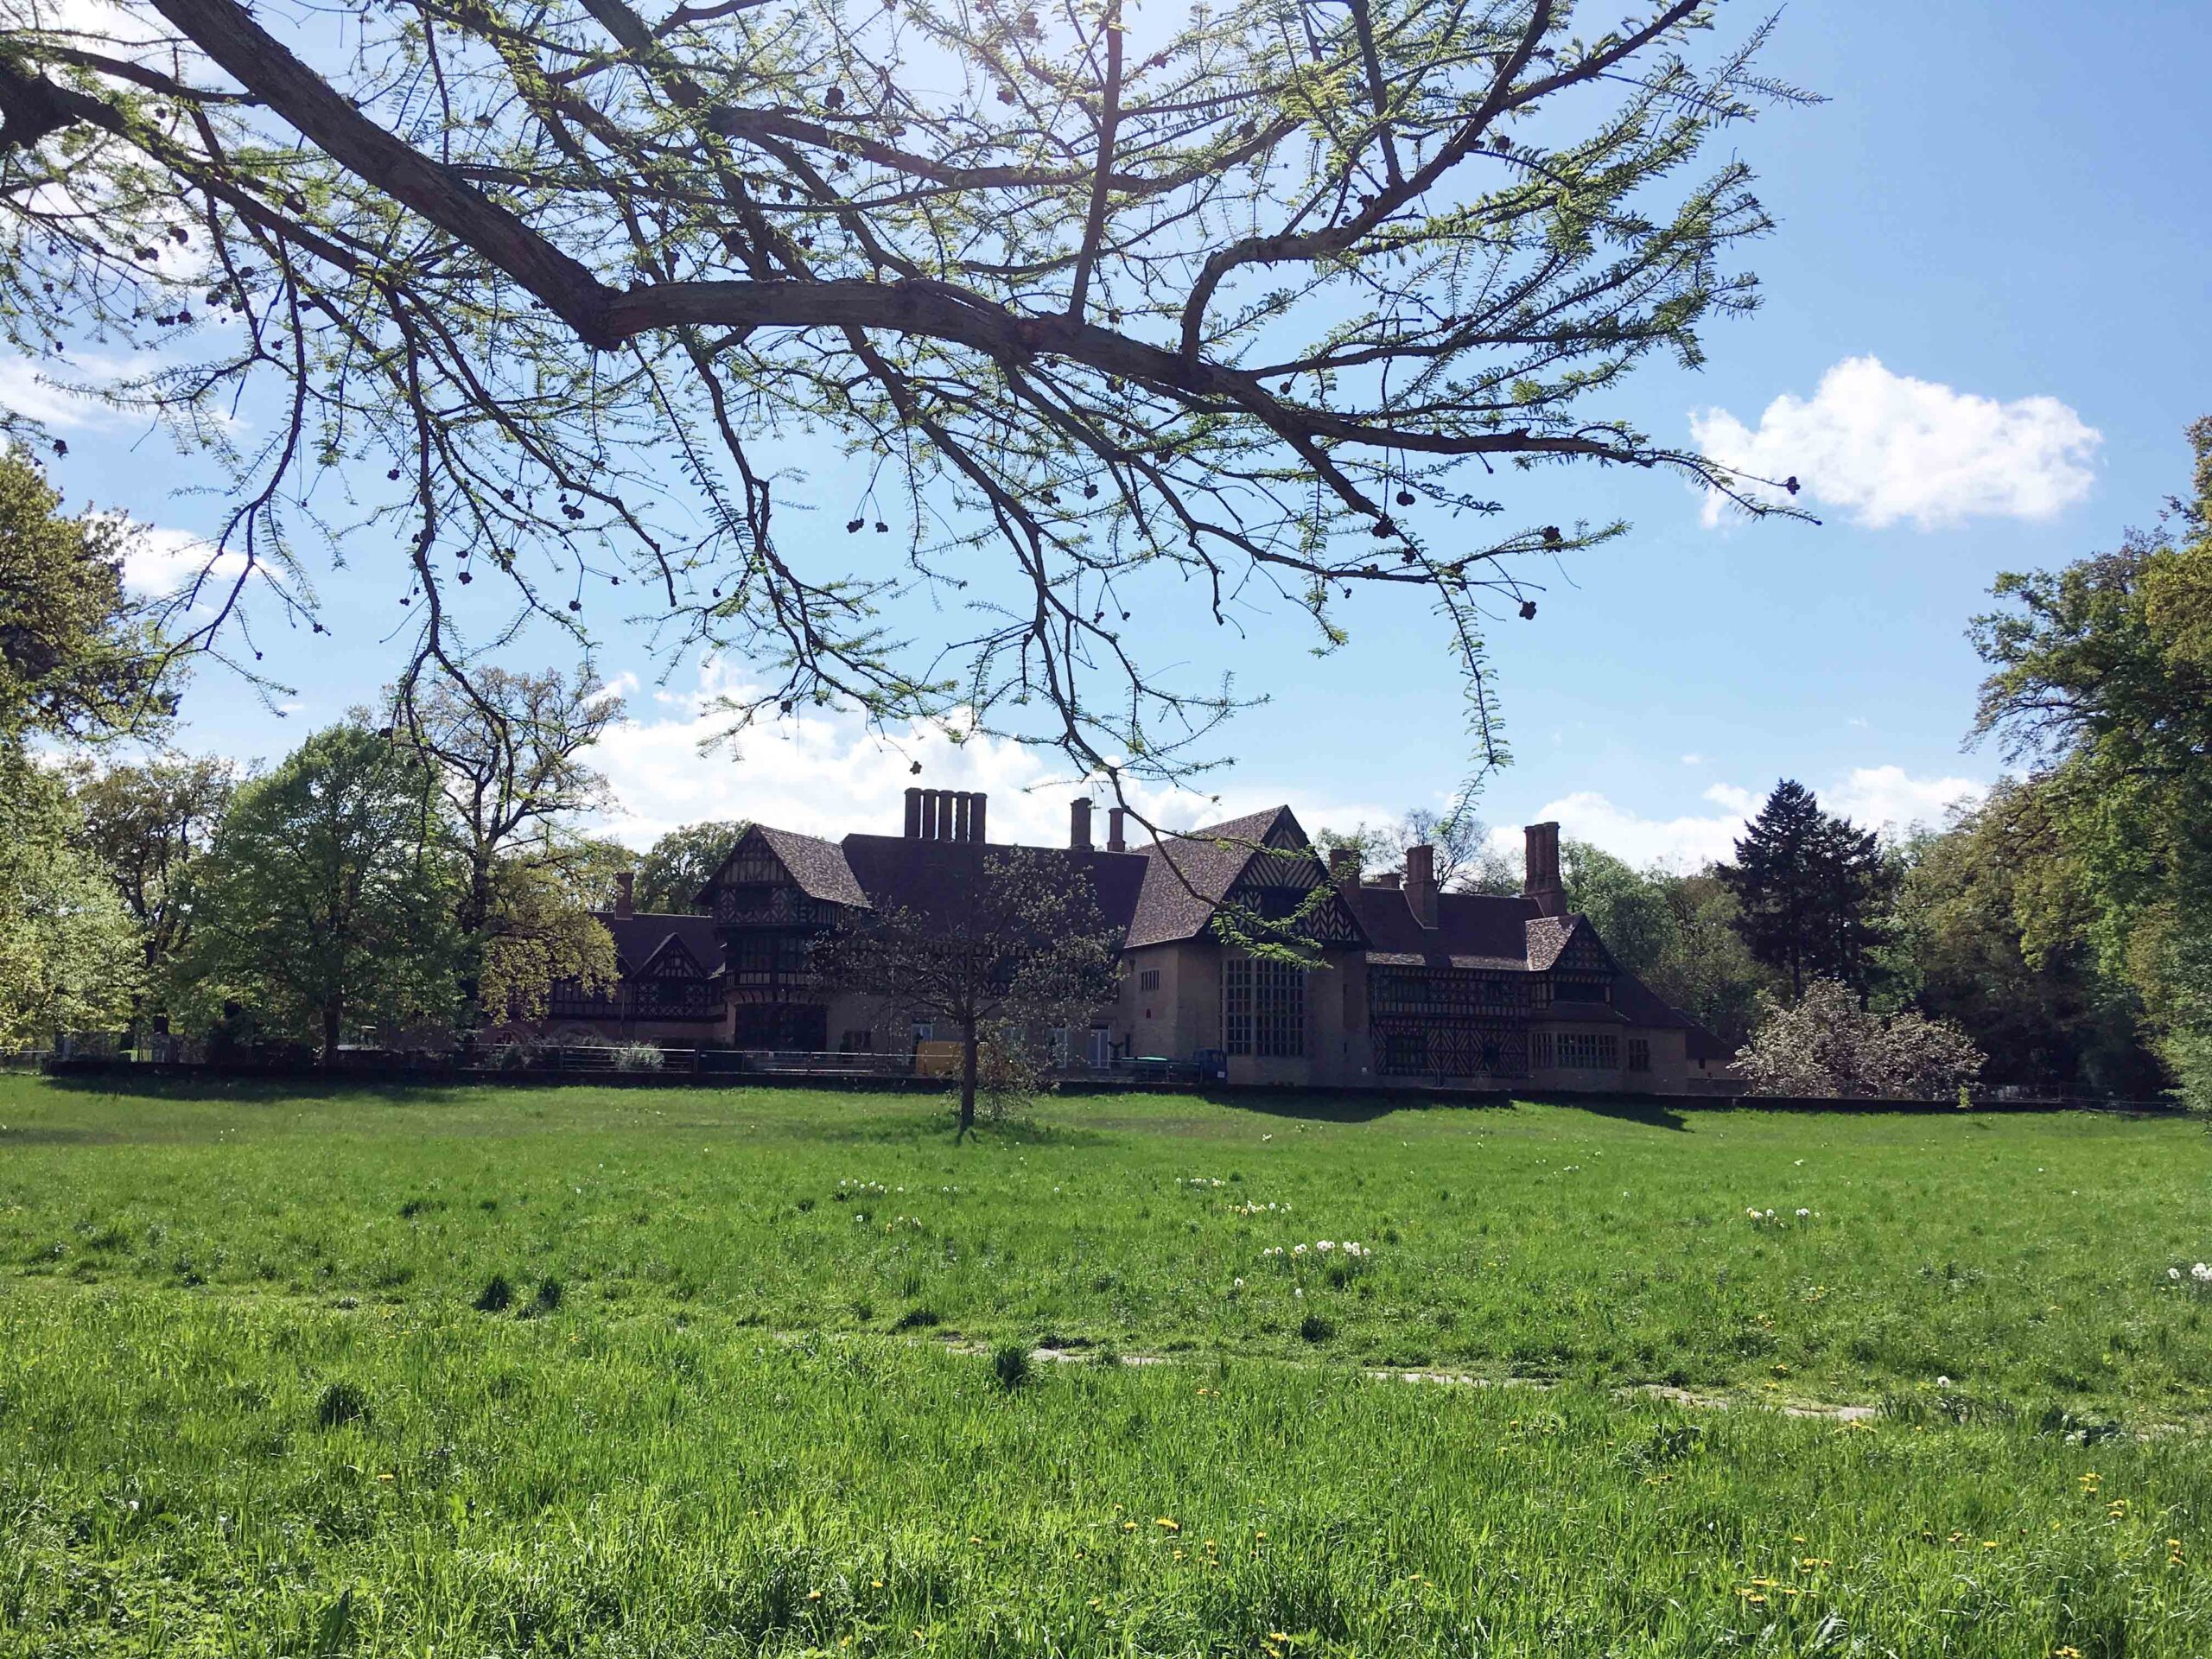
0, 354, 130, 430
1679, 752, 1705, 766
1700, 782, 1758, 814
588, 658, 1396, 851
114, 521, 281, 610
1491, 766, 1992, 871
1827, 765, 1986, 835
1691, 356, 2100, 530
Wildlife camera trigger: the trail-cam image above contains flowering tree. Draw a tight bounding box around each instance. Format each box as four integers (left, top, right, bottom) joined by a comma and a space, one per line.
1736, 978, 1985, 1101
1, 0, 1808, 795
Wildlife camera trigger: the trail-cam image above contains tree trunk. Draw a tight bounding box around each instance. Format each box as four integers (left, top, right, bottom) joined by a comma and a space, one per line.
321, 1000, 343, 1068
958, 1015, 978, 1139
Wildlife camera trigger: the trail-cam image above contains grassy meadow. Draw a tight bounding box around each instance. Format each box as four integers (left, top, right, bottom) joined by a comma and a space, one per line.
3, 1076, 2210, 1654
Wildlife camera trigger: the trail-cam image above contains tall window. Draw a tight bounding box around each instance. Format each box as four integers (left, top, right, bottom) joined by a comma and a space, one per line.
1224, 957, 1306, 1058
1628, 1038, 1650, 1072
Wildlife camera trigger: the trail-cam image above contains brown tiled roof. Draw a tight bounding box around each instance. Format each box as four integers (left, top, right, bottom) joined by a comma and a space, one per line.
1124, 806, 1303, 949
760, 827, 873, 908
1352, 884, 1539, 964
1522, 913, 1582, 971
594, 912, 723, 975
838, 833, 1149, 932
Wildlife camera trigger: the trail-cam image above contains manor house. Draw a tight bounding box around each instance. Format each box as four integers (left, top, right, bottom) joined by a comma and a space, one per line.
538, 792, 1728, 1094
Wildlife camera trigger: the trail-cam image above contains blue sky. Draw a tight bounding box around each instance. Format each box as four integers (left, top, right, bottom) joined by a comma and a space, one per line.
10, 0, 2210, 864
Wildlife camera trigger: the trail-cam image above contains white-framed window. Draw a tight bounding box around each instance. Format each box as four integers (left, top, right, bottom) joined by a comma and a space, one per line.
1088, 1026, 1112, 1066
1224, 957, 1305, 1058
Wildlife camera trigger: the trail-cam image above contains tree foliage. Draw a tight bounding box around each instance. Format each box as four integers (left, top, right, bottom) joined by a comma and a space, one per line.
1318, 805, 1516, 894
0, 446, 175, 746
0, 750, 142, 1046
815, 848, 1121, 1134
1736, 978, 1983, 1102
169, 723, 461, 1060
633, 818, 748, 913
65, 752, 233, 992
1970, 416, 2212, 1105
389, 664, 620, 1021
0, 0, 1808, 794
1886, 790, 2164, 1097
1720, 779, 1891, 1000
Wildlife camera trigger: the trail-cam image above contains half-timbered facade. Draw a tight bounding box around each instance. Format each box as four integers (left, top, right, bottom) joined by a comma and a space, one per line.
541, 793, 1726, 1092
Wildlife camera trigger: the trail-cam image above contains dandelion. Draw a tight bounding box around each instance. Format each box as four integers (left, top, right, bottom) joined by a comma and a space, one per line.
1232, 1276, 1245, 1290
2171, 1268, 2183, 1281
1796, 1208, 1811, 1218
1156, 1517, 1180, 1531
2194, 1262, 2212, 1283
1293, 1287, 1303, 1299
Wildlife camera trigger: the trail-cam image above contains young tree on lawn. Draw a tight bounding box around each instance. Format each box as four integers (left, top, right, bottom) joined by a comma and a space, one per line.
0, 751, 142, 1048
1722, 780, 1891, 999
388, 664, 620, 1024
1736, 978, 1984, 1101
65, 753, 234, 993
171, 724, 461, 1062
634, 820, 750, 914
815, 850, 1122, 1137
0, 0, 1809, 801
0, 446, 175, 747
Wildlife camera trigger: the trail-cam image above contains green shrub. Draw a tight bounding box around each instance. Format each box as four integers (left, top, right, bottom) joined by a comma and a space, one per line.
990, 1343, 1033, 1391
314, 1380, 369, 1428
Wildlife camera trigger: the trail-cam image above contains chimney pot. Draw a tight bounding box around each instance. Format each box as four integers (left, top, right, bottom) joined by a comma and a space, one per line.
1071, 798, 1094, 850
918, 790, 938, 840
970, 792, 987, 843
614, 869, 635, 919
1107, 804, 1128, 852
953, 791, 972, 842
904, 786, 923, 838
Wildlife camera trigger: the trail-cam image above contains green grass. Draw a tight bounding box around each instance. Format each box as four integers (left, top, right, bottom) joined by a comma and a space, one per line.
3, 1077, 2211, 1654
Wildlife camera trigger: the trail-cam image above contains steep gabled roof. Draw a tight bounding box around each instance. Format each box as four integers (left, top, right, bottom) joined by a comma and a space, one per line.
1523, 913, 1582, 971
1124, 806, 1310, 949
596, 912, 723, 976
695, 823, 869, 910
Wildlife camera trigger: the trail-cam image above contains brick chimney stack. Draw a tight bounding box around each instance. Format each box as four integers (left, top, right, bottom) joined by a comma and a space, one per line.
1328, 846, 1362, 888
906, 789, 987, 842
1070, 798, 1093, 850
1523, 821, 1565, 917
1107, 805, 1128, 852
614, 869, 635, 920
1405, 842, 1439, 929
